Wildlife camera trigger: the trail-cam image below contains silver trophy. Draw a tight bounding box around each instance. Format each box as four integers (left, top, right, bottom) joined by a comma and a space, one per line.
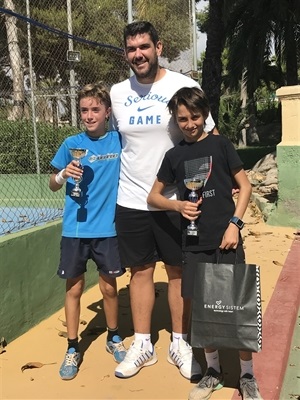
184, 176, 204, 236
183, 156, 212, 236
69, 148, 88, 197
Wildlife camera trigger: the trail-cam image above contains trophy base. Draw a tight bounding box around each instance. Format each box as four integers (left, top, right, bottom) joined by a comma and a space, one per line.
187, 229, 199, 236
71, 190, 81, 198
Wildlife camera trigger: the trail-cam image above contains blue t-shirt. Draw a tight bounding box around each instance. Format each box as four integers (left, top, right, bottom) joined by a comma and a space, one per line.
51, 130, 121, 238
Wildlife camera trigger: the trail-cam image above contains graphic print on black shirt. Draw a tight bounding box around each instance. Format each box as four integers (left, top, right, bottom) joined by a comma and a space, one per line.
184, 155, 212, 185
183, 156, 212, 237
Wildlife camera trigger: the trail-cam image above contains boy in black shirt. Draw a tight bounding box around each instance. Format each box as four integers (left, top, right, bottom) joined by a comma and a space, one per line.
147, 87, 262, 400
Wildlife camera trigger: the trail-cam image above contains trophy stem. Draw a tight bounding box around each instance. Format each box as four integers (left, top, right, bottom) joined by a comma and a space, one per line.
69, 148, 87, 198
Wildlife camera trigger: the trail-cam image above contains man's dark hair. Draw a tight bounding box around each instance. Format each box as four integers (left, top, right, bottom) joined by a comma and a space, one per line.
123, 21, 160, 47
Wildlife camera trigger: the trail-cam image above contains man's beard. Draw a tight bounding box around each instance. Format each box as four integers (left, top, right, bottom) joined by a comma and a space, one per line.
132, 58, 159, 80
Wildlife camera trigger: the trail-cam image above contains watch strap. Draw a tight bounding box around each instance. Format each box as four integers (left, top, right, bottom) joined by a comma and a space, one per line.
229, 216, 244, 229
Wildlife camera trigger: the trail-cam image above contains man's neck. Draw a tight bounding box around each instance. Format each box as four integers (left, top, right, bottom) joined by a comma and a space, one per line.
136, 66, 166, 84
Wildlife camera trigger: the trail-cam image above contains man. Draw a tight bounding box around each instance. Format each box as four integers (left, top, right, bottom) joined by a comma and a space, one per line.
110, 20, 217, 380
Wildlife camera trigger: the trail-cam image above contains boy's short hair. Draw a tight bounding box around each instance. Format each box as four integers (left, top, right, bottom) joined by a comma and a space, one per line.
167, 86, 210, 119
78, 82, 111, 108
123, 21, 160, 47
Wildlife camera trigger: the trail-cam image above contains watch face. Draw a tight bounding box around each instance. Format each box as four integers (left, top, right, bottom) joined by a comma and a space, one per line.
230, 217, 244, 229
236, 219, 244, 229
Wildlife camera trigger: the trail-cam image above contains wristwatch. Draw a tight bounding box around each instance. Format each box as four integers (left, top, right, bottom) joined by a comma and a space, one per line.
229, 216, 244, 230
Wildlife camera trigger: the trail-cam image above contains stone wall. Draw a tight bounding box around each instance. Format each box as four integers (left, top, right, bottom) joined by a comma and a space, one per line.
268, 85, 300, 228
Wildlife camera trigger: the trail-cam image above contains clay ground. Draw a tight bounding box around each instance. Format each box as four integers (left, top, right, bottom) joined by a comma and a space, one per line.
0, 200, 297, 400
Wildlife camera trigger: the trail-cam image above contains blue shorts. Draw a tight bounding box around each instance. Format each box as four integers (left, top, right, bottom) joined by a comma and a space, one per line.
182, 245, 245, 298
57, 237, 125, 279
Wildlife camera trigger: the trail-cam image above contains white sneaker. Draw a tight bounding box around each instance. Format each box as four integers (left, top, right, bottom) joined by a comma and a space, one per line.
189, 367, 224, 400
115, 340, 157, 378
239, 374, 263, 400
167, 338, 202, 381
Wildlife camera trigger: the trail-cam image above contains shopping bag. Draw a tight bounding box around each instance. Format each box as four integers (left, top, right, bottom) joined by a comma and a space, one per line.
191, 262, 262, 352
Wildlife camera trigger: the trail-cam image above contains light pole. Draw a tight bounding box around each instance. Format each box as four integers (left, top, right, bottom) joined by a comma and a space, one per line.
26, 0, 40, 174
127, 0, 132, 23
67, 0, 77, 127
127, 0, 133, 77
191, 0, 198, 72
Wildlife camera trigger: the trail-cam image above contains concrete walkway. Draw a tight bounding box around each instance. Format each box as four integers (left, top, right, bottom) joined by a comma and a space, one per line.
232, 234, 300, 400
278, 236, 300, 400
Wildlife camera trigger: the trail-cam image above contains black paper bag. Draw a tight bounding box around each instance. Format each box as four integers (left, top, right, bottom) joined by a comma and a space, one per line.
191, 262, 262, 352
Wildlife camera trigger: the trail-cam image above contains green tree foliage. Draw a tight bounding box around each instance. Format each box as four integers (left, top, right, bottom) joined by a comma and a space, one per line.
6, 0, 192, 91
199, 0, 225, 127
135, 0, 191, 62
28, 0, 127, 87
197, 0, 299, 143
0, 120, 77, 174
224, 0, 300, 94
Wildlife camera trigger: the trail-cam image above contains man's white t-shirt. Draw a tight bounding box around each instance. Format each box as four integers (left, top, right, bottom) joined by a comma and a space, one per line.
110, 69, 215, 211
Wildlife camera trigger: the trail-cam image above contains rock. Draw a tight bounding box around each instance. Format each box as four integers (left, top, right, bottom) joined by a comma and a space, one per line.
252, 152, 276, 173
246, 151, 278, 202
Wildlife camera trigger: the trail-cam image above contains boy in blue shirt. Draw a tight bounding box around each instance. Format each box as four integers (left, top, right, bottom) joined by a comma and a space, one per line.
49, 82, 126, 380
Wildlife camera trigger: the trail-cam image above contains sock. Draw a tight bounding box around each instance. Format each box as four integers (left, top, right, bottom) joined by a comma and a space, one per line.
67, 337, 79, 352
205, 350, 220, 373
240, 358, 254, 378
134, 333, 152, 351
171, 332, 188, 350
107, 326, 119, 342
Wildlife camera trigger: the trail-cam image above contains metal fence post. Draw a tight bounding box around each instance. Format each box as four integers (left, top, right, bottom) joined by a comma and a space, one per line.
67, 0, 77, 127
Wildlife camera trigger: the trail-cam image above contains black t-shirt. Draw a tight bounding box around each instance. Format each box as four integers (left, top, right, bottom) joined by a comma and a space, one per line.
157, 134, 243, 251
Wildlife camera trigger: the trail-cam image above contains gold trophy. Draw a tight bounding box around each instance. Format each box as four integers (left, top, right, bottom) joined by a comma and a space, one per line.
69, 148, 88, 197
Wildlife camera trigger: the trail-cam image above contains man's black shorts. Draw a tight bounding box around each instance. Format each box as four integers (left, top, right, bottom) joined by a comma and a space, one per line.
116, 205, 183, 268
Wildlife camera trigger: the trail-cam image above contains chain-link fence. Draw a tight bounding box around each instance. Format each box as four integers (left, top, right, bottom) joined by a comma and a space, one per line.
0, 0, 198, 235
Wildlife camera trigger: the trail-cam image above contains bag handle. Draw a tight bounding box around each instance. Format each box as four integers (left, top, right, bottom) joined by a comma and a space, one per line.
216, 249, 239, 265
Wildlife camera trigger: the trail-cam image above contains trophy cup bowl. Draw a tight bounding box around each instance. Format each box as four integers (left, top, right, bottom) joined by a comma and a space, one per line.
69, 148, 88, 197
184, 176, 204, 236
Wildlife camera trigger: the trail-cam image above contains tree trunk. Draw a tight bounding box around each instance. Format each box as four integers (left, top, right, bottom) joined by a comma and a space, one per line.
52, 97, 59, 128
238, 71, 259, 146
4, 0, 25, 120
238, 71, 248, 148
201, 0, 225, 128
285, 22, 298, 85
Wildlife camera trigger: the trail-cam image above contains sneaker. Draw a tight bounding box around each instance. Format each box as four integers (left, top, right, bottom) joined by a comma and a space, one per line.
59, 347, 81, 380
106, 334, 127, 363
188, 367, 224, 400
167, 338, 202, 381
115, 340, 157, 378
239, 374, 263, 400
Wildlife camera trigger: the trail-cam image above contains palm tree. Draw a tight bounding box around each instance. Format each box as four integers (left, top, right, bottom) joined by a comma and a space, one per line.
199, 0, 299, 133
224, 0, 300, 94
200, 0, 225, 128
3, 0, 25, 120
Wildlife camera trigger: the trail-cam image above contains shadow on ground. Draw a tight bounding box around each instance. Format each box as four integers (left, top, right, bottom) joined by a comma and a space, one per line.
78, 282, 173, 360
78, 280, 241, 390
